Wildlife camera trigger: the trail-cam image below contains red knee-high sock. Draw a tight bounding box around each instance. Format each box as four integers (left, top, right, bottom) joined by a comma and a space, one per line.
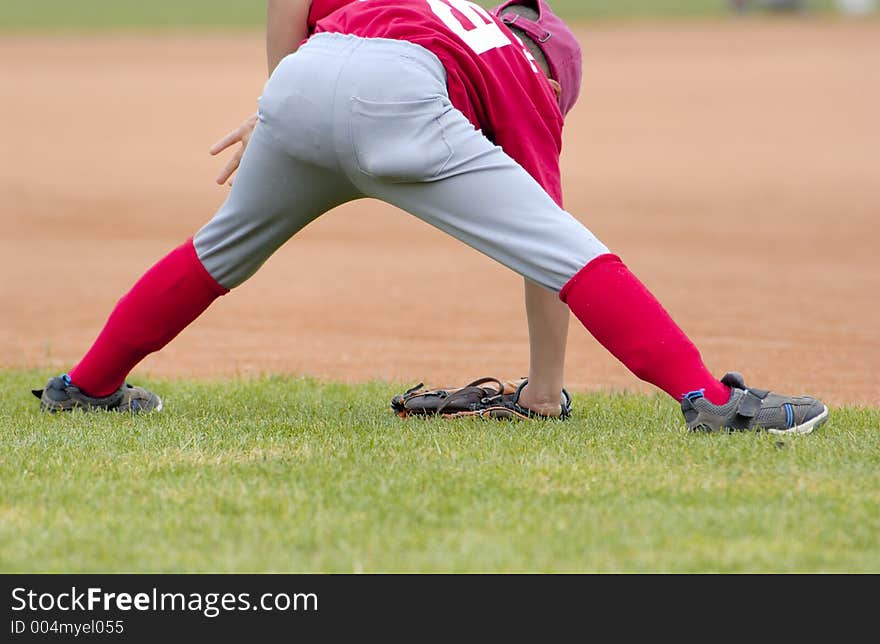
560, 254, 730, 404
69, 238, 228, 397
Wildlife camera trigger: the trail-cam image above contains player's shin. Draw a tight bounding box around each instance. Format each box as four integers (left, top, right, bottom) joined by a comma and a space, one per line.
559, 254, 730, 405
68, 238, 229, 397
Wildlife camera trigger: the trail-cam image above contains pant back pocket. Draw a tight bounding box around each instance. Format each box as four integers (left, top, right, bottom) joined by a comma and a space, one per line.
350, 96, 454, 183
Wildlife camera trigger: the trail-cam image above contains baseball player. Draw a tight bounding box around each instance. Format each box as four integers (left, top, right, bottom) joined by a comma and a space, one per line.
33, 0, 828, 434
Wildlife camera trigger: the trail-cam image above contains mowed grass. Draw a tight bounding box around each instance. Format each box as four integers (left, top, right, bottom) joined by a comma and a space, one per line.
1, 370, 878, 573
0, 0, 840, 31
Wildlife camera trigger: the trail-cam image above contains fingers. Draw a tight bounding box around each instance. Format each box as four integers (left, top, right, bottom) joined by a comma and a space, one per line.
210, 127, 244, 156
210, 112, 258, 155
211, 112, 259, 185
215, 148, 244, 185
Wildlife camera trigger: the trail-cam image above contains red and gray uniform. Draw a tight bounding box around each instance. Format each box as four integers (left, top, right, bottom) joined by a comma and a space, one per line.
194, 0, 608, 290
68, 0, 733, 408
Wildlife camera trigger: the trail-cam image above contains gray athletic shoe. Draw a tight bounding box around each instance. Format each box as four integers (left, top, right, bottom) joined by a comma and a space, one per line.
32, 374, 162, 414
681, 372, 828, 435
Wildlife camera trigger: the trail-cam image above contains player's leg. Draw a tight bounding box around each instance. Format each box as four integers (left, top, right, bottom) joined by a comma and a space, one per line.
47, 125, 356, 410
192, 127, 358, 291
362, 120, 826, 432
37, 49, 361, 412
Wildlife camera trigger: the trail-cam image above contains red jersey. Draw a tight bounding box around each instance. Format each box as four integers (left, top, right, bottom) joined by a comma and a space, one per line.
307, 0, 565, 206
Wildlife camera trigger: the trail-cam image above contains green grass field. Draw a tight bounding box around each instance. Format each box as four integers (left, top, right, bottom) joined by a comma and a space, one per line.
2, 0, 874, 576
0, 0, 839, 30
2, 370, 878, 572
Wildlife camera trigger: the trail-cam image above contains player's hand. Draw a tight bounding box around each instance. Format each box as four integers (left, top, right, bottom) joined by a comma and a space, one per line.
210, 112, 259, 186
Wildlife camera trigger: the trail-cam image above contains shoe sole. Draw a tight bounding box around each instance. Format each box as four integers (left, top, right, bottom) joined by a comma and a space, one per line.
127, 393, 163, 413
41, 394, 164, 414
766, 405, 829, 436
151, 395, 164, 413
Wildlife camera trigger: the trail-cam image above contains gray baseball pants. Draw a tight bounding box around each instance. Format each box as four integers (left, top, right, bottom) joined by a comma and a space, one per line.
194, 33, 609, 292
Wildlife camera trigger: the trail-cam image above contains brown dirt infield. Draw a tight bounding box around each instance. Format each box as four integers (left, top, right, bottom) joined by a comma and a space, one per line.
2, 20, 878, 405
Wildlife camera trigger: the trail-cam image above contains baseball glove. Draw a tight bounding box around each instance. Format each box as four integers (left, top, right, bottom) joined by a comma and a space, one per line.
391, 377, 571, 421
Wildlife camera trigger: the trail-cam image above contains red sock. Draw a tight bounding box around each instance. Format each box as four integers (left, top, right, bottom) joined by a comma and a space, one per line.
559, 254, 730, 405
69, 238, 228, 397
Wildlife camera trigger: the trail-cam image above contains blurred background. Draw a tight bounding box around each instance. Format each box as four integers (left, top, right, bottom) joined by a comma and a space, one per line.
1, 1, 878, 404
0, 0, 876, 28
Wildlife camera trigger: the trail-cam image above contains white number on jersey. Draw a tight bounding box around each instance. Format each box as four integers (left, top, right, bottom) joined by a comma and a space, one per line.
509, 31, 540, 73
426, 0, 512, 55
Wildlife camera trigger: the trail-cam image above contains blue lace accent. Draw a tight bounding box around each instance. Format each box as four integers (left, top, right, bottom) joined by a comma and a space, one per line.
61, 374, 72, 387
684, 389, 705, 402
784, 403, 794, 428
